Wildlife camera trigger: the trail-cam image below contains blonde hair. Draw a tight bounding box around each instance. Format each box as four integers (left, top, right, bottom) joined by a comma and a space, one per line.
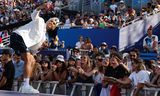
132, 58, 144, 71
81, 55, 91, 68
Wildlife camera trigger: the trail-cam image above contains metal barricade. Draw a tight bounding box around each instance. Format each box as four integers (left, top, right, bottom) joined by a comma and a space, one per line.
69, 82, 94, 96
12, 80, 94, 96
12, 80, 160, 96
12, 80, 18, 91
130, 87, 160, 96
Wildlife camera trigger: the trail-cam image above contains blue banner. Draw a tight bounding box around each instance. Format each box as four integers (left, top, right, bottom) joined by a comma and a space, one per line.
58, 28, 119, 49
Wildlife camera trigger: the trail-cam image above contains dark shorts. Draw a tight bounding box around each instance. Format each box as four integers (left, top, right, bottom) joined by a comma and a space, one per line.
10, 33, 28, 54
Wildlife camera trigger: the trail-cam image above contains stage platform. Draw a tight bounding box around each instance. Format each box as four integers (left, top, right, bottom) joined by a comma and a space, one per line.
0, 90, 67, 96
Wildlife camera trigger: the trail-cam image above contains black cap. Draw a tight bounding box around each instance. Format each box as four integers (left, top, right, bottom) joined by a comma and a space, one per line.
111, 45, 118, 51
15, 51, 21, 56
73, 47, 80, 52
110, 52, 122, 60
69, 56, 76, 61
2, 49, 12, 56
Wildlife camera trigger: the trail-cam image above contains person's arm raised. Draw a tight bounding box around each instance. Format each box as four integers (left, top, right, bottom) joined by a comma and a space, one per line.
31, 3, 47, 20
36, 3, 47, 11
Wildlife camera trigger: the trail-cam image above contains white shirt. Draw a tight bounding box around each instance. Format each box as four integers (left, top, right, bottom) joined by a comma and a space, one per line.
110, 4, 117, 13
63, 19, 71, 29
76, 41, 84, 48
14, 9, 46, 51
143, 35, 158, 49
129, 70, 150, 87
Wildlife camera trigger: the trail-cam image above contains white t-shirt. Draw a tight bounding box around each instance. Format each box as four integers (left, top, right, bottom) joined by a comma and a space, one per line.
110, 4, 117, 13
129, 70, 150, 87
14, 9, 46, 51
75, 41, 84, 49
63, 19, 71, 29
143, 35, 158, 49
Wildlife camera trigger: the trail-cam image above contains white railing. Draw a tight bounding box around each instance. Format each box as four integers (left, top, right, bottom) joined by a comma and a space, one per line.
130, 87, 160, 96
13, 80, 94, 96
58, 10, 160, 29
13, 80, 160, 96
121, 10, 160, 28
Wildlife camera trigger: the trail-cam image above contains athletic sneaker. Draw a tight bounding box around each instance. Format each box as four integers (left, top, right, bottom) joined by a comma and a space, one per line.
20, 85, 39, 93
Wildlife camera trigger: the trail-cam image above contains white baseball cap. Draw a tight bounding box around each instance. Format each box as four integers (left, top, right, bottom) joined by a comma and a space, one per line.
56, 55, 65, 62
120, 0, 124, 3
46, 17, 60, 26
101, 42, 107, 46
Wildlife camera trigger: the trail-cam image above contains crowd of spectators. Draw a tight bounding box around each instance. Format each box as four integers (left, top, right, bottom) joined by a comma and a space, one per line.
0, 0, 68, 27
1, 0, 160, 29
0, 0, 160, 50
2, 38, 158, 95
0, 27, 159, 95
0, 0, 35, 27
0, 0, 160, 96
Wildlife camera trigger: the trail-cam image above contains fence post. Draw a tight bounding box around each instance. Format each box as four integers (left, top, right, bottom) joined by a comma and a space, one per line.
36, 82, 41, 90
88, 86, 94, 96
81, 85, 86, 96
51, 83, 57, 95
130, 88, 135, 96
154, 91, 158, 96
13, 80, 18, 91
45, 82, 50, 94
70, 85, 76, 96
